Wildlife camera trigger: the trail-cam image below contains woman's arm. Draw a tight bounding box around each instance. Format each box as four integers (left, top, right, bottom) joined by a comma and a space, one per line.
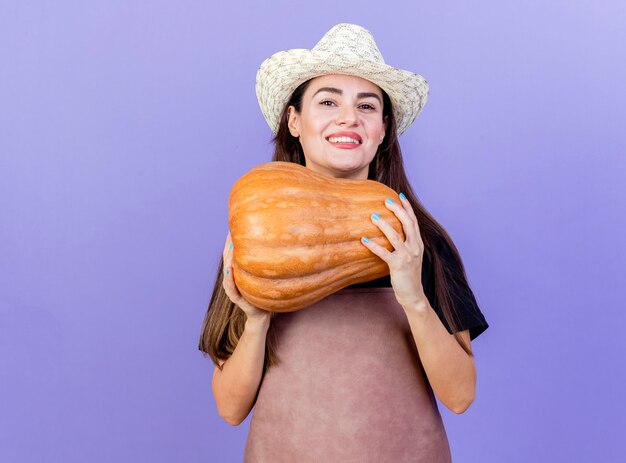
404, 300, 475, 414
360, 196, 477, 414
213, 231, 272, 426
212, 313, 271, 426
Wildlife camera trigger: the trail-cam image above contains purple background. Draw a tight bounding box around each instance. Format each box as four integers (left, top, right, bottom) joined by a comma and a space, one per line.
1, 1, 625, 462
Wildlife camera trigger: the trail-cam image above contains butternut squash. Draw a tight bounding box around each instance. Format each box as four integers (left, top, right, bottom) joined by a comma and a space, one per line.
228, 161, 404, 312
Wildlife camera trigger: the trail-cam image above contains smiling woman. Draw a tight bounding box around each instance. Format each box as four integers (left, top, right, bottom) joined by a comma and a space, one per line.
198, 23, 489, 462
286, 75, 388, 180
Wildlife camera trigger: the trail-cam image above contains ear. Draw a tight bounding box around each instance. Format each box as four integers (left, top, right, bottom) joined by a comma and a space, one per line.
287, 106, 300, 137
380, 115, 389, 143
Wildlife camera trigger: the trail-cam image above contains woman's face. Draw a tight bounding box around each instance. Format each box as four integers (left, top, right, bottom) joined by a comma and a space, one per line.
287, 74, 388, 180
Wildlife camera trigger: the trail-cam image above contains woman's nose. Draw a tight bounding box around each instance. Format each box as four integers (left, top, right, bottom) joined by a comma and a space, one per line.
336, 105, 358, 126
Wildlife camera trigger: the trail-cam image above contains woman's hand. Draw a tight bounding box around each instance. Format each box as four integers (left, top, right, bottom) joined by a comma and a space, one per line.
223, 231, 272, 322
360, 193, 428, 310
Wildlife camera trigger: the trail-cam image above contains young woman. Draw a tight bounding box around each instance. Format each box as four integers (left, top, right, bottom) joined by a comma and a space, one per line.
199, 23, 489, 462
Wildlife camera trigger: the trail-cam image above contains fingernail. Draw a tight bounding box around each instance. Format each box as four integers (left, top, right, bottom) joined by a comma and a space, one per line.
386, 198, 394, 205
372, 212, 381, 221
225, 268, 229, 275
229, 243, 233, 250
399, 192, 407, 200
362, 236, 370, 243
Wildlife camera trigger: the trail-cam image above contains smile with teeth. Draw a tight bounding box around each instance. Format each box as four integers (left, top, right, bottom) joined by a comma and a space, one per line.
327, 136, 361, 144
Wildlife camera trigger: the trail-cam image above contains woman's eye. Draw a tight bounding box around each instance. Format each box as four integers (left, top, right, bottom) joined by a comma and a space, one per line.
319, 101, 376, 110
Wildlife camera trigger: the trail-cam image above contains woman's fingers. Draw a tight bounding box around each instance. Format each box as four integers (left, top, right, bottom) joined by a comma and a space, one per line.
362, 195, 425, 264
220, 230, 270, 319
221, 232, 246, 303
370, 209, 404, 250
222, 231, 235, 290
396, 193, 424, 251
222, 254, 245, 306
384, 196, 419, 246
222, 231, 232, 261
397, 194, 425, 256
225, 241, 233, 269
223, 261, 239, 297
360, 235, 392, 262
398, 193, 419, 228
223, 231, 235, 276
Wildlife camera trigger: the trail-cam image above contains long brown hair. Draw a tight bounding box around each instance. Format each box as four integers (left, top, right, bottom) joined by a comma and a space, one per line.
199, 78, 475, 375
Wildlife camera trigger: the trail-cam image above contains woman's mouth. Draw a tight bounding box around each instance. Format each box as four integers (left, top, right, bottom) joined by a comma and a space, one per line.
326, 136, 362, 149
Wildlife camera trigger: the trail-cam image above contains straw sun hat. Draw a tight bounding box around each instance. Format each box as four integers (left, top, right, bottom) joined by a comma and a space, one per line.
255, 23, 429, 136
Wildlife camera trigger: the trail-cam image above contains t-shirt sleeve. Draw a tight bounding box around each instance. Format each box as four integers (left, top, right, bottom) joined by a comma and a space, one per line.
449, 284, 489, 341
422, 258, 489, 341
347, 256, 489, 341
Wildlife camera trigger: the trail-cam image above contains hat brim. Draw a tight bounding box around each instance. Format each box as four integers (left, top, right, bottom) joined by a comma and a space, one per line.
256, 49, 429, 135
